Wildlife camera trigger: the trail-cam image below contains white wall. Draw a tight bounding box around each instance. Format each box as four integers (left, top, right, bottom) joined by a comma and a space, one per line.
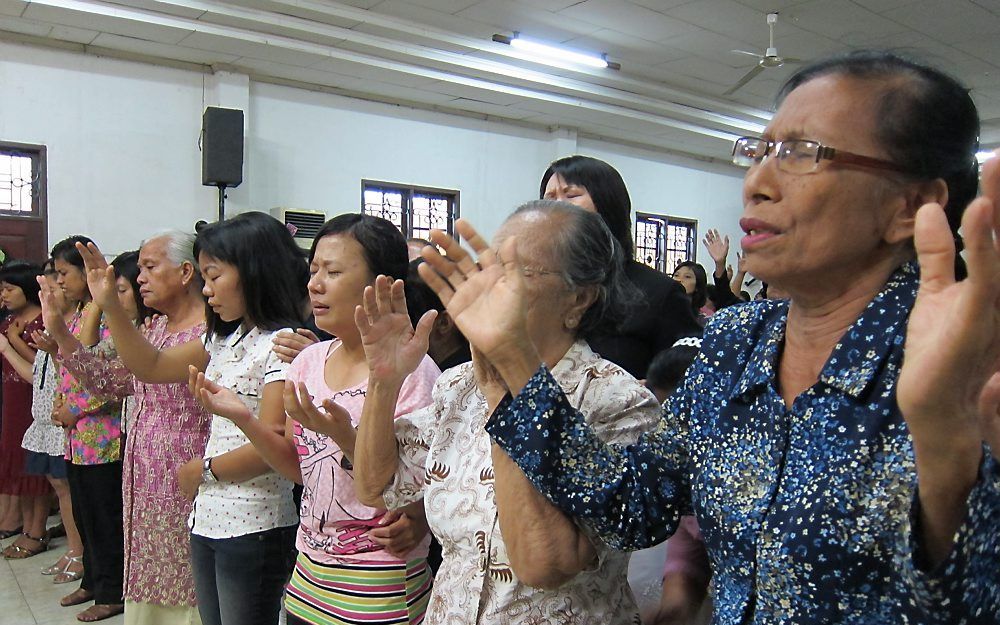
0, 39, 746, 262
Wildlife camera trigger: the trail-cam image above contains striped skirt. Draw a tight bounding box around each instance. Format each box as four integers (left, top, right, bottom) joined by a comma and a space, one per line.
285, 553, 432, 625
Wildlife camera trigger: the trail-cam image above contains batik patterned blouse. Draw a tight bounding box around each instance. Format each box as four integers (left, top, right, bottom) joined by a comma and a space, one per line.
387, 340, 660, 625
486, 263, 999, 625
56, 309, 121, 465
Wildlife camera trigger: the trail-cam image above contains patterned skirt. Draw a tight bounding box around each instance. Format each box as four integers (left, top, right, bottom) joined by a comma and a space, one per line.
285, 553, 432, 624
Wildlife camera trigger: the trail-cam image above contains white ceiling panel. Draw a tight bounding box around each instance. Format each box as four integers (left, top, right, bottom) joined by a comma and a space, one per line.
456, 0, 603, 43
0, 0, 26, 18
1, 0, 998, 163
49, 24, 100, 43
559, 0, 693, 42
882, 0, 1000, 44
89, 31, 237, 63
102, 0, 207, 19
0, 15, 52, 36
22, 2, 195, 44
400, 0, 480, 14
176, 30, 331, 66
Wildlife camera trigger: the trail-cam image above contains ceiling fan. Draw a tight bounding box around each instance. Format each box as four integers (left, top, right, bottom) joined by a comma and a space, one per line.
724, 12, 802, 95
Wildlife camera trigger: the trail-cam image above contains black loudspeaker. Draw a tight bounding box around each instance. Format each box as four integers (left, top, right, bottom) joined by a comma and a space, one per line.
201, 107, 244, 187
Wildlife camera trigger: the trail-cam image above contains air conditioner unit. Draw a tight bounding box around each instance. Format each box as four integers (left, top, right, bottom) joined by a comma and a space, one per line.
270, 208, 327, 250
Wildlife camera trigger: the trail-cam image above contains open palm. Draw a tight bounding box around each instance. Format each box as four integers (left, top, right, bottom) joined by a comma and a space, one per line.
75, 241, 119, 310
418, 220, 531, 363
355, 275, 435, 383
898, 153, 1000, 457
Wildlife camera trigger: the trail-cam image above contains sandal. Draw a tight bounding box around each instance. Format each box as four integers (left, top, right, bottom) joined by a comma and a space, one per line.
0, 525, 23, 539
53, 555, 85, 584
77, 603, 124, 622
43, 550, 82, 574
2, 532, 49, 559
60, 588, 94, 607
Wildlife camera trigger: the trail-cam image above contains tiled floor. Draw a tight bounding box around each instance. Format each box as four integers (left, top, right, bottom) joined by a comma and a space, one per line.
0, 528, 124, 625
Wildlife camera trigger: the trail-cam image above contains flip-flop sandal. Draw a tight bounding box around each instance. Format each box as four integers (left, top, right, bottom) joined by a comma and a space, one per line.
60, 588, 94, 607
76, 603, 125, 622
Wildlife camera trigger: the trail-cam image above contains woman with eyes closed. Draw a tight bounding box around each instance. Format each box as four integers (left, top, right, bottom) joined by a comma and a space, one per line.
421, 50, 1000, 624
192, 213, 439, 625
541, 156, 701, 379
75, 212, 307, 625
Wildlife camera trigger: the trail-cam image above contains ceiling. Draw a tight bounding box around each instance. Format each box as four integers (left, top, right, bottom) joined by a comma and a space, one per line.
1, 0, 998, 165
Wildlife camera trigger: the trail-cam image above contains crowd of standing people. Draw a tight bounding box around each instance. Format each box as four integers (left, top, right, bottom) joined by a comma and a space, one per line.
0, 48, 997, 625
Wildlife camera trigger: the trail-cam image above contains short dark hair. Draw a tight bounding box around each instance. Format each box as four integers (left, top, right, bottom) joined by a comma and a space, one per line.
50, 235, 95, 270
111, 250, 155, 324
646, 344, 700, 398
310, 214, 409, 283
540, 155, 635, 258
194, 211, 308, 338
406, 259, 444, 323
511, 199, 635, 338
778, 49, 979, 244
0, 260, 42, 307
673, 261, 708, 312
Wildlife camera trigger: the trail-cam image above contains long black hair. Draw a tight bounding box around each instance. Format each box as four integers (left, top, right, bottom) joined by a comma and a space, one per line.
194, 211, 308, 338
672, 261, 708, 314
0, 260, 43, 307
540, 155, 635, 259
110, 250, 155, 324
778, 49, 979, 248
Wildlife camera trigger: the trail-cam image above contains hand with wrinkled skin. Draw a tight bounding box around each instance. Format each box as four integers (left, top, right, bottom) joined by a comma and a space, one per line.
897, 150, 1000, 565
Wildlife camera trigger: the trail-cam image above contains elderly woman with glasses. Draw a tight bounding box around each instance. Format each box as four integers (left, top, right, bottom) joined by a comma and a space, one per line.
351, 200, 662, 624
416, 50, 1000, 624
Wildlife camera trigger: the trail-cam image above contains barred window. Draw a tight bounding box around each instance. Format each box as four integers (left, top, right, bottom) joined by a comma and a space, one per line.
0, 144, 44, 215
634, 212, 696, 273
362, 180, 458, 239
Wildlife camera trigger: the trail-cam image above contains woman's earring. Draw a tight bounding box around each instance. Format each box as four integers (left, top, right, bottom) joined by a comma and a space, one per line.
565, 317, 579, 329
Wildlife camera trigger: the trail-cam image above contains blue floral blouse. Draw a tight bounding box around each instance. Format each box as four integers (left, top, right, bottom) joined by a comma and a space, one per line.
486, 262, 998, 624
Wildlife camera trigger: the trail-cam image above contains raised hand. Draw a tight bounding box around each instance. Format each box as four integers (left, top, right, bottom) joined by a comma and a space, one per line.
272, 328, 320, 364
418, 220, 532, 365
702, 228, 730, 267
36, 276, 66, 334
736, 250, 748, 275
188, 365, 252, 426
355, 275, 436, 383
897, 150, 1000, 563
282, 380, 353, 442
75, 241, 119, 310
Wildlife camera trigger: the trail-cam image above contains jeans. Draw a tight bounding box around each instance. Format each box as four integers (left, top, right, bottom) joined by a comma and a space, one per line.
189, 526, 297, 625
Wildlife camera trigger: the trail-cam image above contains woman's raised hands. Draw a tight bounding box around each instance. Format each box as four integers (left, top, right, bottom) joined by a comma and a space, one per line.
417, 219, 533, 367
355, 275, 436, 384
75, 242, 119, 311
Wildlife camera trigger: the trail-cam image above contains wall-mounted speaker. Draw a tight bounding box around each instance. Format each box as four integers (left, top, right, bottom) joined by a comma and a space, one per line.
201, 107, 244, 188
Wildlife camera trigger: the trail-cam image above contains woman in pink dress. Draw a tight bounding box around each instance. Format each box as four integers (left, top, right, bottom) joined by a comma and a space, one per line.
54, 233, 211, 625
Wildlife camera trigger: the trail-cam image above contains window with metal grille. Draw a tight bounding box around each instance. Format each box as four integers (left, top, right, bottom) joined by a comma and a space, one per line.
634, 212, 696, 273
361, 180, 458, 239
0, 144, 44, 216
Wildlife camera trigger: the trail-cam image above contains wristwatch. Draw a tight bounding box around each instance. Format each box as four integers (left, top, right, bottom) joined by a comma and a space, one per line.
202, 458, 218, 484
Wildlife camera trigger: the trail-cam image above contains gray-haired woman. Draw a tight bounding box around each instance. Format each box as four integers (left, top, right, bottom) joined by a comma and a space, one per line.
352, 200, 661, 624
53, 231, 212, 624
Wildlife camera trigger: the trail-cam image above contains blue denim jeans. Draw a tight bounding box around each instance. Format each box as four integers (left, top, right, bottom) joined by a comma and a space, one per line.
189, 526, 297, 625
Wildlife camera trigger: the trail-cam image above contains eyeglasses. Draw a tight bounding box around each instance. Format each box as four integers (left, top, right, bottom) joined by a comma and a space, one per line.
732, 136, 909, 175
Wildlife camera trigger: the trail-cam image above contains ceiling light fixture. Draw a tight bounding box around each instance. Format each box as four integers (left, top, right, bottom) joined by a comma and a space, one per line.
493, 33, 620, 70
